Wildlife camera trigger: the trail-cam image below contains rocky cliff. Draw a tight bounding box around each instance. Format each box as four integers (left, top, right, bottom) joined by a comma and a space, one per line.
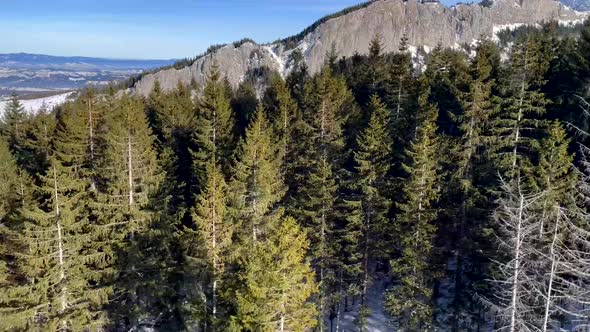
132, 0, 586, 96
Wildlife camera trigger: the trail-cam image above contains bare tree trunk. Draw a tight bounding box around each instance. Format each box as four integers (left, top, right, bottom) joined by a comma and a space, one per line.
127, 132, 134, 207
508, 190, 526, 332
541, 207, 560, 332
53, 167, 68, 329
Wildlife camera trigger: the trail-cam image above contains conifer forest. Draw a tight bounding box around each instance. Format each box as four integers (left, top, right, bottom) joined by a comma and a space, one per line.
4, 21, 590, 332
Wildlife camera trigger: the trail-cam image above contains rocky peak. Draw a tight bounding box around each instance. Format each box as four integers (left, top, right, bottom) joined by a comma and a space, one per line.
132, 0, 586, 96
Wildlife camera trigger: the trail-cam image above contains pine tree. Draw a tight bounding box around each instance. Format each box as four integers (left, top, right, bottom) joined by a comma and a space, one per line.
230, 217, 318, 332
11, 159, 108, 331
386, 34, 416, 144
489, 35, 550, 178
194, 65, 235, 184
343, 95, 392, 305
1, 94, 30, 169
228, 105, 285, 244
386, 86, 440, 331
188, 161, 231, 329
263, 74, 299, 180
292, 67, 350, 330
22, 107, 56, 175
98, 95, 165, 329
0, 138, 33, 330
447, 39, 500, 328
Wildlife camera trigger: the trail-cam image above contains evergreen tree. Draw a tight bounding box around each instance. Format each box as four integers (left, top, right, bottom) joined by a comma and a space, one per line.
187, 161, 232, 330
343, 95, 392, 304
11, 159, 108, 331
263, 74, 299, 180
446, 39, 500, 329
489, 35, 550, 177
228, 105, 285, 243
194, 66, 235, 184
98, 95, 165, 329
529, 122, 579, 331
0, 138, 33, 330
386, 86, 441, 331
1, 94, 30, 169
23, 107, 56, 175
292, 67, 350, 330
232, 82, 258, 138
230, 217, 318, 332
386, 34, 417, 144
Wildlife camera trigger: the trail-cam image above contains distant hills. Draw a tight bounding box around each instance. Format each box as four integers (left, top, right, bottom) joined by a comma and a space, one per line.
0, 53, 174, 97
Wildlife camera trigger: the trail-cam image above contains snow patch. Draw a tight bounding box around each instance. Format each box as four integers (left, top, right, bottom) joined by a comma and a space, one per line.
263, 45, 286, 76
0, 91, 75, 116
558, 18, 585, 26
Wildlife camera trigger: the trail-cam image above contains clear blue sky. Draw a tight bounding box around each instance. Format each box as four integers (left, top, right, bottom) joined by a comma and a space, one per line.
0, 0, 475, 59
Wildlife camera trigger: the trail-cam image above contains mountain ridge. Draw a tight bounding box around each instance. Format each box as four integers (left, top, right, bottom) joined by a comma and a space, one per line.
131, 0, 588, 96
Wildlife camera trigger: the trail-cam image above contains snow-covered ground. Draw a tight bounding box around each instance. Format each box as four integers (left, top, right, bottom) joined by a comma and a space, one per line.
0, 91, 75, 116
325, 275, 391, 332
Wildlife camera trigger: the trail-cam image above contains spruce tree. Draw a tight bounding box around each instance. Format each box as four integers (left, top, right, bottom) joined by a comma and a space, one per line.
194, 65, 235, 184
98, 95, 165, 329
0, 138, 33, 330
4, 94, 116, 330
12, 159, 108, 331
1, 94, 30, 170
188, 161, 232, 329
292, 67, 351, 330
263, 74, 299, 180
230, 217, 318, 332
447, 39, 500, 328
343, 95, 392, 304
386, 86, 441, 331
531, 122, 578, 331
23, 107, 56, 175
489, 35, 550, 177
386, 34, 416, 144
228, 105, 285, 244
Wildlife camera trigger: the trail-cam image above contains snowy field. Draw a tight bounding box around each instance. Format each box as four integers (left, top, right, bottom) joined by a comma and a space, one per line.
0, 91, 75, 116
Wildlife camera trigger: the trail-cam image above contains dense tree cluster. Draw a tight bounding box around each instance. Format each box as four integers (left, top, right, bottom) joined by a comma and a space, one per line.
2, 21, 590, 331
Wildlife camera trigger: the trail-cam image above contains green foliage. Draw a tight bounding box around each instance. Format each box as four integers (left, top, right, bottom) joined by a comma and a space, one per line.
2, 18, 590, 332
228, 105, 285, 243
342, 95, 393, 301
193, 66, 235, 185
488, 35, 551, 178
231, 217, 318, 331
386, 86, 441, 331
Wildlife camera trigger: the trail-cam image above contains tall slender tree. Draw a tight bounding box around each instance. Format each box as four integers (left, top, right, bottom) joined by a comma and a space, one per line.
343, 95, 392, 306
387, 85, 441, 331
194, 66, 235, 183
98, 95, 165, 329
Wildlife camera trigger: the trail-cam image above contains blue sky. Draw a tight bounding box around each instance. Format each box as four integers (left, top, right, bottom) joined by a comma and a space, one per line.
0, 0, 474, 59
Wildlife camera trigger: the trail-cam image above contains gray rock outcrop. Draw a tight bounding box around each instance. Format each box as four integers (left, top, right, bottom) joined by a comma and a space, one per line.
132, 0, 586, 96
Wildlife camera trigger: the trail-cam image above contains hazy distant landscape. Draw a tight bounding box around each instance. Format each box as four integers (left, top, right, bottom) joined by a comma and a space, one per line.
0, 53, 173, 97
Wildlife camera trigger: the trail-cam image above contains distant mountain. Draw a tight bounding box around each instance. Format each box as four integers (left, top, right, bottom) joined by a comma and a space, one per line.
561, 0, 590, 11
0, 53, 174, 96
131, 0, 587, 97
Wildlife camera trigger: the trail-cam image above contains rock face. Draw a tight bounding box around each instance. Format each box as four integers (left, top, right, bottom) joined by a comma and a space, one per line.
132, 0, 586, 96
